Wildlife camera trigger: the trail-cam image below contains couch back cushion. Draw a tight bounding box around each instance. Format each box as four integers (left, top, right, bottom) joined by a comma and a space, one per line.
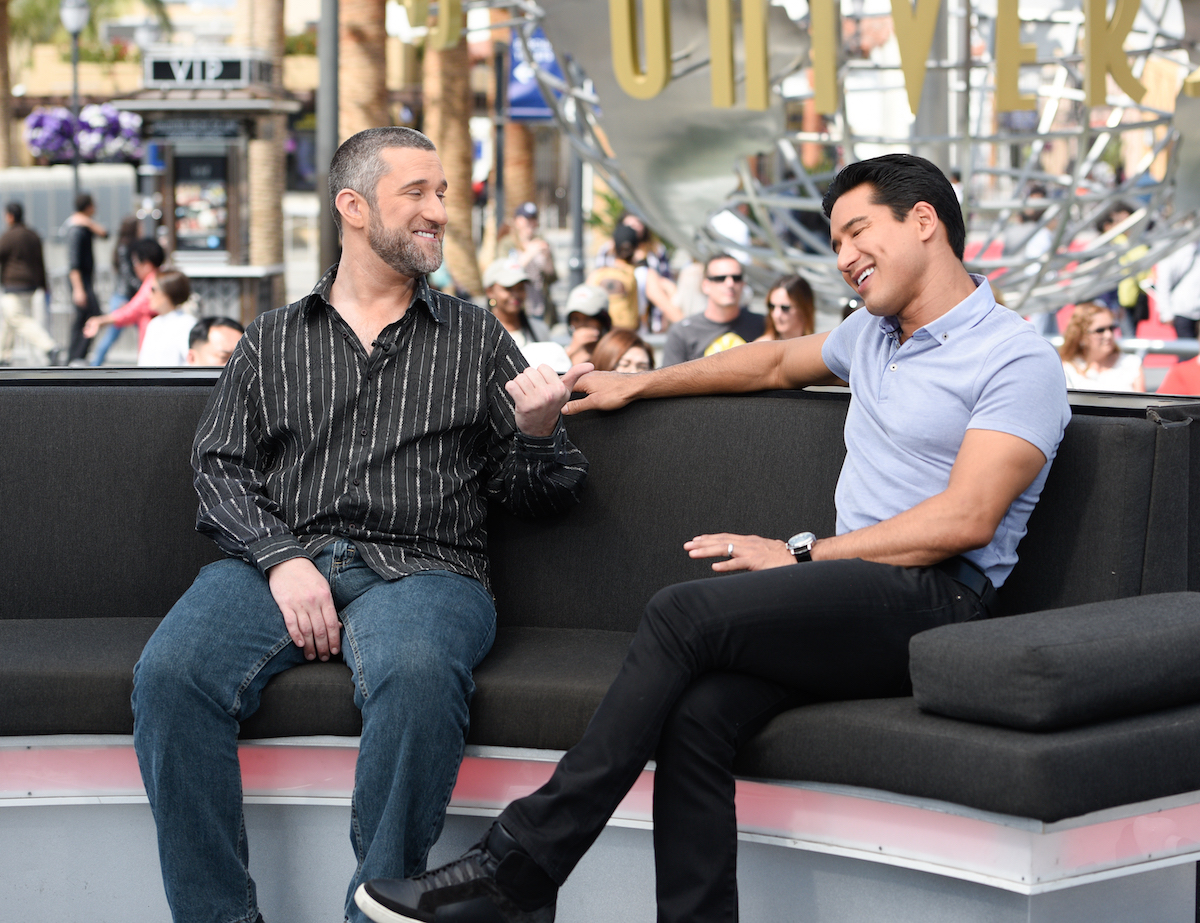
0, 382, 221, 620
489, 395, 1184, 631
489, 393, 848, 632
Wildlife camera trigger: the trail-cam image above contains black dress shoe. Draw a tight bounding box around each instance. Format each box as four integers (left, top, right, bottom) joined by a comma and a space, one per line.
354, 823, 557, 923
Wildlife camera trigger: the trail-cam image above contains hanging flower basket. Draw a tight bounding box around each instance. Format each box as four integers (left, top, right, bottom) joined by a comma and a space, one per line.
24, 104, 143, 163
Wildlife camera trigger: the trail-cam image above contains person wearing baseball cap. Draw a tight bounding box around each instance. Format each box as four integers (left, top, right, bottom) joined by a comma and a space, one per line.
498, 201, 559, 326
484, 259, 552, 348
559, 283, 613, 365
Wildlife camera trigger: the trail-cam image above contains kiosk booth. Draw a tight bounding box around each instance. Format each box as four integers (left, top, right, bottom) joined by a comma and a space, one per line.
115, 46, 298, 324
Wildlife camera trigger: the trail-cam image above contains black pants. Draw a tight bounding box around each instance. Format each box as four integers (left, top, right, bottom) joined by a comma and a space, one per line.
1174, 317, 1198, 340
498, 558, 986, 923
67, 285, 100, 362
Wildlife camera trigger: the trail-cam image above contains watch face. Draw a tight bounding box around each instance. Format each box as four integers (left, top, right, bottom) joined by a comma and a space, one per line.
787, 531, 816, 553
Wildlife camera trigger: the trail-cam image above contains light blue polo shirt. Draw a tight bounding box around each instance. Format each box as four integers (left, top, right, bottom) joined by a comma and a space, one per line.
820, 275, 1070, 588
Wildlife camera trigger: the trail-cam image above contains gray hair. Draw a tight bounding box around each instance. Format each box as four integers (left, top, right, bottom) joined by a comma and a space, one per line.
327, 127, 437, 233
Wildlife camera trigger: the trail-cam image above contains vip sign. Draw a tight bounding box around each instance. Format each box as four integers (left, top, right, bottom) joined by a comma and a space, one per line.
607, 0, 1149, 116
144, 49, 273, 90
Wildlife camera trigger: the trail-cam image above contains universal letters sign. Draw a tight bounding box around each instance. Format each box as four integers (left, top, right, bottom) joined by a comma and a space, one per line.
402, 0, 1179, 116
608, 0, 1149, 116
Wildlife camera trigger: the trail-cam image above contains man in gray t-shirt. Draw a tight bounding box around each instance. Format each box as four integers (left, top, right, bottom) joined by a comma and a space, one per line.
661, 254, 763, 366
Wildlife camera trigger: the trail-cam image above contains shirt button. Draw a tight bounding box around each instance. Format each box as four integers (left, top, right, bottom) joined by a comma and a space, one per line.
361, 429, 368, 437
353, 478, 360, 486
942, 333, 948, 340
890, 364, 897, 371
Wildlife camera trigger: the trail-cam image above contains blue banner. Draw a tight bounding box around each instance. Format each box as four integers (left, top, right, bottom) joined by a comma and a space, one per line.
508, 27, 561, 122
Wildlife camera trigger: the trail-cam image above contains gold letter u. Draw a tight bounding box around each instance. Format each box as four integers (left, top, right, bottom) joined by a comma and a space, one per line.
610, 0, 672, 100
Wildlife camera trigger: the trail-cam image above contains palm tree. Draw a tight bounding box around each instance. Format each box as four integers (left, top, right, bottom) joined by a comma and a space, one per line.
423, 34, 480, 295
340, 0, 388, 139
245, 0, 285, 304
0, 1, 12, 168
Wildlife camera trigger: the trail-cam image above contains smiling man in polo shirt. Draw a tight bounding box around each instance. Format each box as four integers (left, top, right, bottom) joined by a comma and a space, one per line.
355, 153, 1070, 923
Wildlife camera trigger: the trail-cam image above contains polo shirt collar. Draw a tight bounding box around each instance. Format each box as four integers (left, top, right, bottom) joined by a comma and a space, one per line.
877, 273, 994, 345
304, 263, 445, 324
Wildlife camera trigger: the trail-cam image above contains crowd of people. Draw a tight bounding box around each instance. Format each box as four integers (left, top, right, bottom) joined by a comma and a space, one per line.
3, 185, 1199, 395
0, 193, 244, 368
474, 191, 1200, 398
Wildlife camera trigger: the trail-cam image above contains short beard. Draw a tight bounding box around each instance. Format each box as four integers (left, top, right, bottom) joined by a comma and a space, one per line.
367, 208, 443, 277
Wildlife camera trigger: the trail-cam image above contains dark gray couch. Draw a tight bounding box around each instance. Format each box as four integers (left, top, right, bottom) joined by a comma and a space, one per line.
1, 371, 1198, 827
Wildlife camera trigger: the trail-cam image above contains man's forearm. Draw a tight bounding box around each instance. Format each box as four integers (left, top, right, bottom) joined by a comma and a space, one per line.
811, 492, 995, 568
633, 335, 835, 401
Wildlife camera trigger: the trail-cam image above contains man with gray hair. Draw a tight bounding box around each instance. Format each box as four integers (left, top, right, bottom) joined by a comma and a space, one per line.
131, 126, 590, 923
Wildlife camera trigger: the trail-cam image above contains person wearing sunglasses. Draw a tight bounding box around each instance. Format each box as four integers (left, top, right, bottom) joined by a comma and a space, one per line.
1059, 301, 1145, 392
757, 273, 816, 341
660, 253, 763, 366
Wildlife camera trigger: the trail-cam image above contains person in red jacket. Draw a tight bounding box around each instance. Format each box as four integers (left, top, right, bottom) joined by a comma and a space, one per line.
82, 238, 165, 362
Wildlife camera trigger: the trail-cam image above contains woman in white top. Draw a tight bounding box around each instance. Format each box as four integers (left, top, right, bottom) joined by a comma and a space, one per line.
137, 270, 195, 366
1058, 301, 1145, 392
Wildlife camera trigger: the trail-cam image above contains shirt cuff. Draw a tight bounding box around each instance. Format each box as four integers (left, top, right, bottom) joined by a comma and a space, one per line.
248, 534, 312, 576
513, 429, 562, 460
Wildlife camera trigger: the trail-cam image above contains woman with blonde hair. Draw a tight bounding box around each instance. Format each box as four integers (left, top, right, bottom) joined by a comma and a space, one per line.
757, 274, 815, 341
1059, 301, 1144, 391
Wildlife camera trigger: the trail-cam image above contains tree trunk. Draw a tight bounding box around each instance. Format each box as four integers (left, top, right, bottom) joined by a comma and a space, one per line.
340, 0, 389, 140
0, 0, 12, 169
246, 0, 285, 308
503, 122, 536, 223
424, 37, 481, 296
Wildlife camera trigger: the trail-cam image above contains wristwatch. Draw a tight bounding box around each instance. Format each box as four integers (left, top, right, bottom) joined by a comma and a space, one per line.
786, 531, 817, 563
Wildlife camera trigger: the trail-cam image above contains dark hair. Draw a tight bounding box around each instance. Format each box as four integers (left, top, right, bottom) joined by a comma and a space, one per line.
5, 202, 22, 223
188, 315, 246, 349
591, 329, 655, 372
1096, 201, 1135, 234
762, 274, 815, 339
131, 237, 166, 268
75, 193, 94, 213
821, 154, 965, 260
113, 216, 139, 271
703, 252, 743, 275
327, 127, 436, 233
155, 269, 192, 307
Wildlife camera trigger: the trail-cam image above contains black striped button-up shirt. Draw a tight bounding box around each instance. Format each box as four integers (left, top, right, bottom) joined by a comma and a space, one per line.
192, 268, 588, 591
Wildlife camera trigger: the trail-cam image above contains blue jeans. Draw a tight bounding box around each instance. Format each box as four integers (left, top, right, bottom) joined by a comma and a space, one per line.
89, 293, 129, 366
132, 541, 496, 923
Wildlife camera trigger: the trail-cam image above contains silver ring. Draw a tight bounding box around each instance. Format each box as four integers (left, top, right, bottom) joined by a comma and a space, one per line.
727, 543, 734, 557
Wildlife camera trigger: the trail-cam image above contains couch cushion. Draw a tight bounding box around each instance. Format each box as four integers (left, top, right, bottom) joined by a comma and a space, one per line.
466, 626, 633, 750
487, 393, 848, 633
909, 592, 1200, 731
735, 696, 1200, 822
0, 619, 626, 746
0, 383, 223, 622
0, 618, 161, 735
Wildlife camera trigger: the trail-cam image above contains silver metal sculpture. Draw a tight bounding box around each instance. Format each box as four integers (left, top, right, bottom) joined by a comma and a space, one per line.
494, 0, 1198, 313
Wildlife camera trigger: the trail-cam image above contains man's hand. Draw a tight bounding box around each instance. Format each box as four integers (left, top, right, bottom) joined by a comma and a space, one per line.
267, 557, 341, 661
685, 533, 796, 572
73, 286, 88, 308
563, 369, 640, 415
507, 362, 593, 437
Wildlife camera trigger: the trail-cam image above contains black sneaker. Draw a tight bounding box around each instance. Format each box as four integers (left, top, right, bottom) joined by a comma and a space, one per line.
354, 823, 557, 923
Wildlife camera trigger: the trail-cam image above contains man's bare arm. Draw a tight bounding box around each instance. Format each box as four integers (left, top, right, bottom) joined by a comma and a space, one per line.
688, 429, 1047, 572
564, 331, 842, 414
812, 429, 1047, 565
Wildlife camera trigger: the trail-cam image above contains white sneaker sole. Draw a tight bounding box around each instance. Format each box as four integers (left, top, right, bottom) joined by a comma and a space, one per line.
354, 883, 425, 923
